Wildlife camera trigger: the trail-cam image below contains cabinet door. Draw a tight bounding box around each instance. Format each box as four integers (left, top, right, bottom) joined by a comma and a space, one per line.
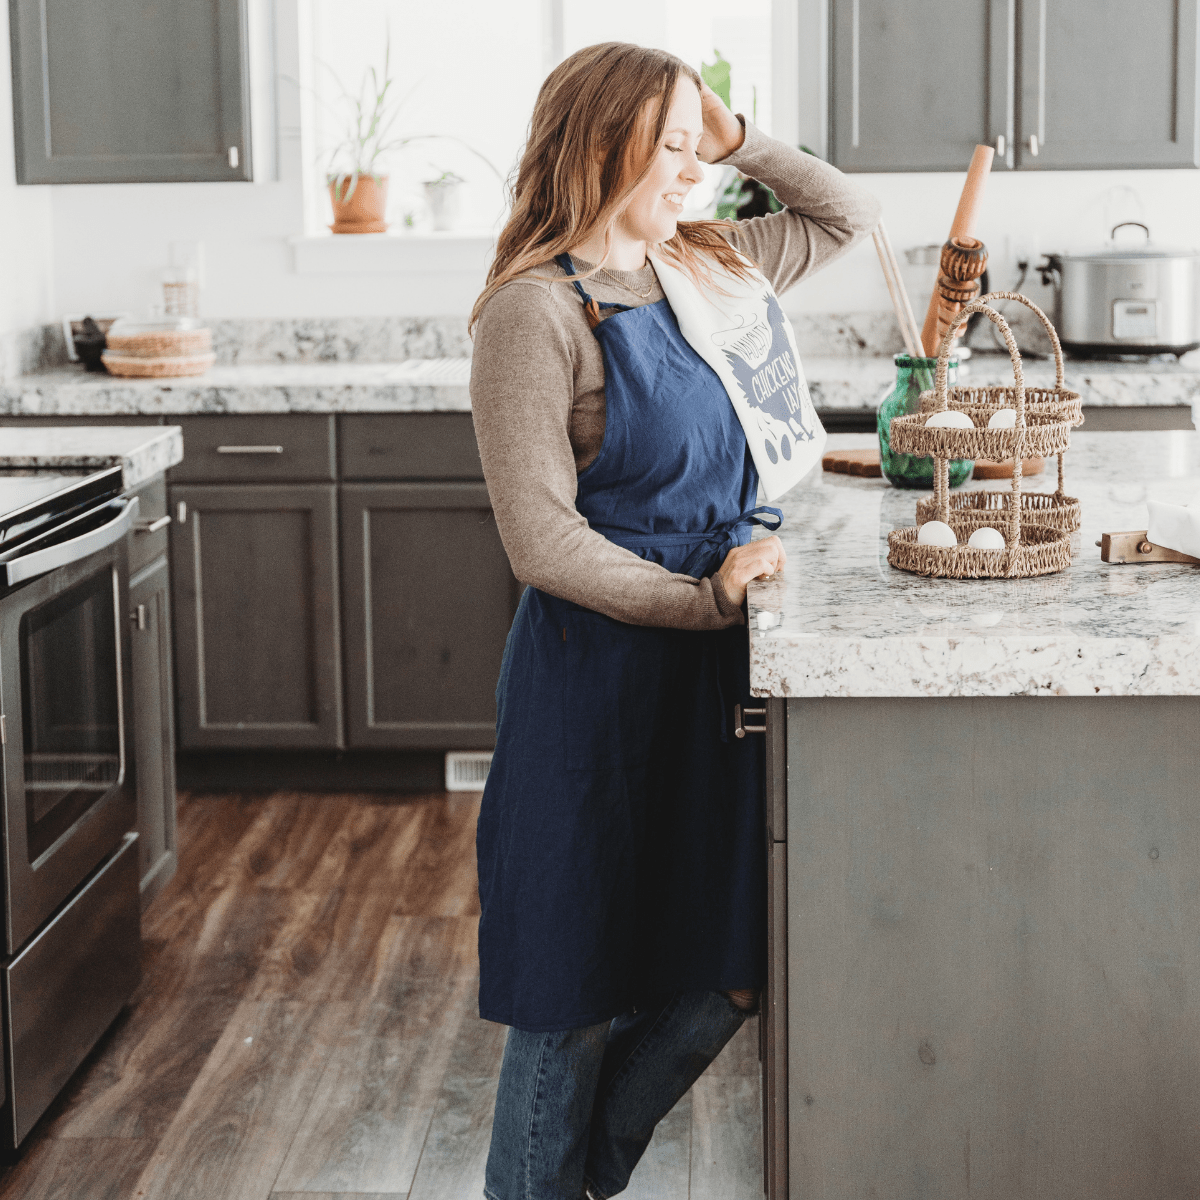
129, 557, 177, 910
9, 0, 251, 184
1017, 0, 1199, 169
830, 0, 1001, 171
170, 484, 342, 750
341, 483, 519, 749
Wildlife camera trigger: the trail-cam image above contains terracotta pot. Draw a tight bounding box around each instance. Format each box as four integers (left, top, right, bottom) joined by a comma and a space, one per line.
328, 174, 389, 234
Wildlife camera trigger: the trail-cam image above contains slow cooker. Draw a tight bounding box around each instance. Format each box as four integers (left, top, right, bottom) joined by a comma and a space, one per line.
1042, 223, 1200, 358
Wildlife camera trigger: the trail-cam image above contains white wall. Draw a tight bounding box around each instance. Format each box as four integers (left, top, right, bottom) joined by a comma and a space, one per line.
0, 1, 54, 335
32, 0, 1200, 325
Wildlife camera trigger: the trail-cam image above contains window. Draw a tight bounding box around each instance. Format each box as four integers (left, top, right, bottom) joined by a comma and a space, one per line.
304, 0, 774, 235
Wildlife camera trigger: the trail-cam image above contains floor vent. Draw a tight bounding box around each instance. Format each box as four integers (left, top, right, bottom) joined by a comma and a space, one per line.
445, 751, 492, 792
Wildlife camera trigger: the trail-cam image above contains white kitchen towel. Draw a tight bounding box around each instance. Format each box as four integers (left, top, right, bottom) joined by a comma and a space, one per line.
648, 247, 825, 503
1147, 498, 1200, 558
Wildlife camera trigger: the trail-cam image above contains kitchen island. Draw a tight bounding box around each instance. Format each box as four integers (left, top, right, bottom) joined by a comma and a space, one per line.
747, 431, 1200, 1200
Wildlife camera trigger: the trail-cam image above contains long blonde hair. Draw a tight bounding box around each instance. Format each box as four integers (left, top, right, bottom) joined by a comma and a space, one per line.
469, 42, 759, 337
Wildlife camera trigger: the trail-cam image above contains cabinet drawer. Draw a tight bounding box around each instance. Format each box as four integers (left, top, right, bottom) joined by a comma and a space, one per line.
3, 833, 140, 1146
128, 474, 169, 574
340, 413, 483, 480
167, 416, 335, 483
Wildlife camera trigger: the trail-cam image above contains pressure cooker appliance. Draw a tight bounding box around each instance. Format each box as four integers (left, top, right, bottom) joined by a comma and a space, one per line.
1043, 223, 1200, 358
0, 466, 142, 1146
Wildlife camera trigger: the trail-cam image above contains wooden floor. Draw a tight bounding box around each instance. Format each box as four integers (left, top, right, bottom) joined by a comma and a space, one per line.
0, 790, 762, 1200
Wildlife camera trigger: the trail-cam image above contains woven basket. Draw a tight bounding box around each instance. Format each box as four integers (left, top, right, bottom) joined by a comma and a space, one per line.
913, 292, 1082, 536
105, 328, 212, 359
917, 292, 1083, 426
915, 480, 1082, 535
101, 352, 216, 378
886, 300, 1072, 580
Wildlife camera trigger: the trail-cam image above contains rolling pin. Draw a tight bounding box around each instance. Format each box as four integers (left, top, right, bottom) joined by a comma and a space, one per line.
920, 144, 995, 355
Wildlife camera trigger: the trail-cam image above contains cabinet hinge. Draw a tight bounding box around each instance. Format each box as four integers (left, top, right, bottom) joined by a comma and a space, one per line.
0, 714, 6, 745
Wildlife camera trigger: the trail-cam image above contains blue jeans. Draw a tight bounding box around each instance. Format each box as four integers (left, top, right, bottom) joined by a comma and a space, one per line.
483, 990, 748, 1200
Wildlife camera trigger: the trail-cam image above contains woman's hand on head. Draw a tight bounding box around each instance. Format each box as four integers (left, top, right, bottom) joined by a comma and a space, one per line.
695, 78, 746, 163
717, 535, 786, 607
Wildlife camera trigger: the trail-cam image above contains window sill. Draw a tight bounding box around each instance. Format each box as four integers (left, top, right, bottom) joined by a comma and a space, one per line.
290, 230, 496, 275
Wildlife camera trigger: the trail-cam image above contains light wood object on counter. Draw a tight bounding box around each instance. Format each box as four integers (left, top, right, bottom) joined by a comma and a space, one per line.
919, 143, 994, 355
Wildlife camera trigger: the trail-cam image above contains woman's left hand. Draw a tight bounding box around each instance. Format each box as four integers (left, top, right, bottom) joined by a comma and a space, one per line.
696, 78, 746, 164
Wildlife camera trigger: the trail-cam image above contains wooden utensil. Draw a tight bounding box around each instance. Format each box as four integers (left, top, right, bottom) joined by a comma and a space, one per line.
871, 222, 925, 357
919, 144, 994, 355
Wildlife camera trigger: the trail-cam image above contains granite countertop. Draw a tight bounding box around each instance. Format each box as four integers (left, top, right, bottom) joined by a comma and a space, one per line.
746, 430, 1200, 698
3, 353, 1198, 416
0, 426, 184, 489
1, 361, 472, 416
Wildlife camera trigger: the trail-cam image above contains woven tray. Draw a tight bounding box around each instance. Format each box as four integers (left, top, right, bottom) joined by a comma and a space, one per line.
101, 351, 216, 378
890, 406, 1071, 460
888, 520, 1072, 579
105, 328, 212, 358
886, 300, 1073, 580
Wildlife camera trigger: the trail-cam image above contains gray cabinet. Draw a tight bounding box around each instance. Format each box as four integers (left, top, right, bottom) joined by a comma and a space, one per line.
829, 0, 1200, 172
169, 483, 343, 750
129, 556, 177, 910
9, 0, 252, 184
340, 483, 520, 749
767, 695, 1200, 1199
1017, 0, 1199, 170
830, 0, 997, 172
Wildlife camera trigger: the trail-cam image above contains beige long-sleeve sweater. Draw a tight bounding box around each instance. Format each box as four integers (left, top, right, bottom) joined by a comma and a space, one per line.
470, 116, 882, 630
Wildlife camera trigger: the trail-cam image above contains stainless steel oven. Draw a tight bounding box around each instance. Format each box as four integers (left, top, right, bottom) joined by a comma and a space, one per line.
0, 467, 142, 1145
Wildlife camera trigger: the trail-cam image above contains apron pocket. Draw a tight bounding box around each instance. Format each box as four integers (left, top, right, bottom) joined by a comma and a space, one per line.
562, 610, 666, 772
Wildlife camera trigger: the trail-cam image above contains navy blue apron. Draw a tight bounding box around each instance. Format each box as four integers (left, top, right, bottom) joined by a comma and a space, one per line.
476, 253, 783, 1033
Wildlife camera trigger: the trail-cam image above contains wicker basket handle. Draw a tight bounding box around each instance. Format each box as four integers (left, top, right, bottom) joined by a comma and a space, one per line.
977, 290, 1066, 388
933, 300, 1027, 551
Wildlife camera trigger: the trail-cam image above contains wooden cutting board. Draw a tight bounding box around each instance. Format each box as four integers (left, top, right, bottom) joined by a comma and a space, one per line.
821, 450, 1044, 480
822, 449, 882, 477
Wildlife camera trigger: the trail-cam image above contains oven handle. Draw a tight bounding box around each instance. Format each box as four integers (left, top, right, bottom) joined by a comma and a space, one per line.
3, 496, 140, 586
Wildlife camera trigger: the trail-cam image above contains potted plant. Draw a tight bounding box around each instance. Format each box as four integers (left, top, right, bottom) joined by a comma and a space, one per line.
422, 169, 465, 231
314, 33, 503, 235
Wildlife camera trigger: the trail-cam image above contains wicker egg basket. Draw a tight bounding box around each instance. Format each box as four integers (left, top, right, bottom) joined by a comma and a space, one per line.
101, 326, 215, 378
886, 301, 1074, 580
914, 292, 1083, 537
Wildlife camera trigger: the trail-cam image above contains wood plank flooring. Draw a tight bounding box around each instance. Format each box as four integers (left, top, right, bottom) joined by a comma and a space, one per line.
0, 789, 761, 1200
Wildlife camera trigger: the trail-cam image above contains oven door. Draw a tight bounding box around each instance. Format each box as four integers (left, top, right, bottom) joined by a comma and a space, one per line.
0, 519, 136, 954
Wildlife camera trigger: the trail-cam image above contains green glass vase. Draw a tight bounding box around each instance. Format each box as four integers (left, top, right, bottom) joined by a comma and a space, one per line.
877, 354, 974, 489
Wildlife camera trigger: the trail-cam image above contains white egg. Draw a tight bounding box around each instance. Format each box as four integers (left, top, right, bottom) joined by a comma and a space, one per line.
917, 520, 958, 547
987, 408, 1018, 429
967, 526, 1006, 549
924, 410, 975, 429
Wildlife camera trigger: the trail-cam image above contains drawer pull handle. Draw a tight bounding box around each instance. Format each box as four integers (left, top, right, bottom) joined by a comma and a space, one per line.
135, 515, 172, 533
216, 445, 285, 454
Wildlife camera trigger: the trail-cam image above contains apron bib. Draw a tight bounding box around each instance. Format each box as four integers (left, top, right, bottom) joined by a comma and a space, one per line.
476, 252, 782, 1032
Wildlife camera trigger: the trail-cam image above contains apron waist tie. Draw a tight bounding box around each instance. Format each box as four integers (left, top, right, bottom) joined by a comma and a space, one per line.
592, 505, 783, 580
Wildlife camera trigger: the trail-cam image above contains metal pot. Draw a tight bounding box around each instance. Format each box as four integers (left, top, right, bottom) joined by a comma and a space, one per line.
1042, 223, 1200, 358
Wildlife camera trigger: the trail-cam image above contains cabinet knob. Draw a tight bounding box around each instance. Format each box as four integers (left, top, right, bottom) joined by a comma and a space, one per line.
1027, 133, 1040, 157
995, 133, 1006, 157
130, 604, 147, 631
228, 146, 240, 169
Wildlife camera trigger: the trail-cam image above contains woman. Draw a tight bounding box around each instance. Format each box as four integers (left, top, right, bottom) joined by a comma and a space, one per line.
469, 42, 880, 1200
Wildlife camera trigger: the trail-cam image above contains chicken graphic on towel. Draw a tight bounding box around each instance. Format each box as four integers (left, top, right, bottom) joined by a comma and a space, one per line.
718, 291, 816, 466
